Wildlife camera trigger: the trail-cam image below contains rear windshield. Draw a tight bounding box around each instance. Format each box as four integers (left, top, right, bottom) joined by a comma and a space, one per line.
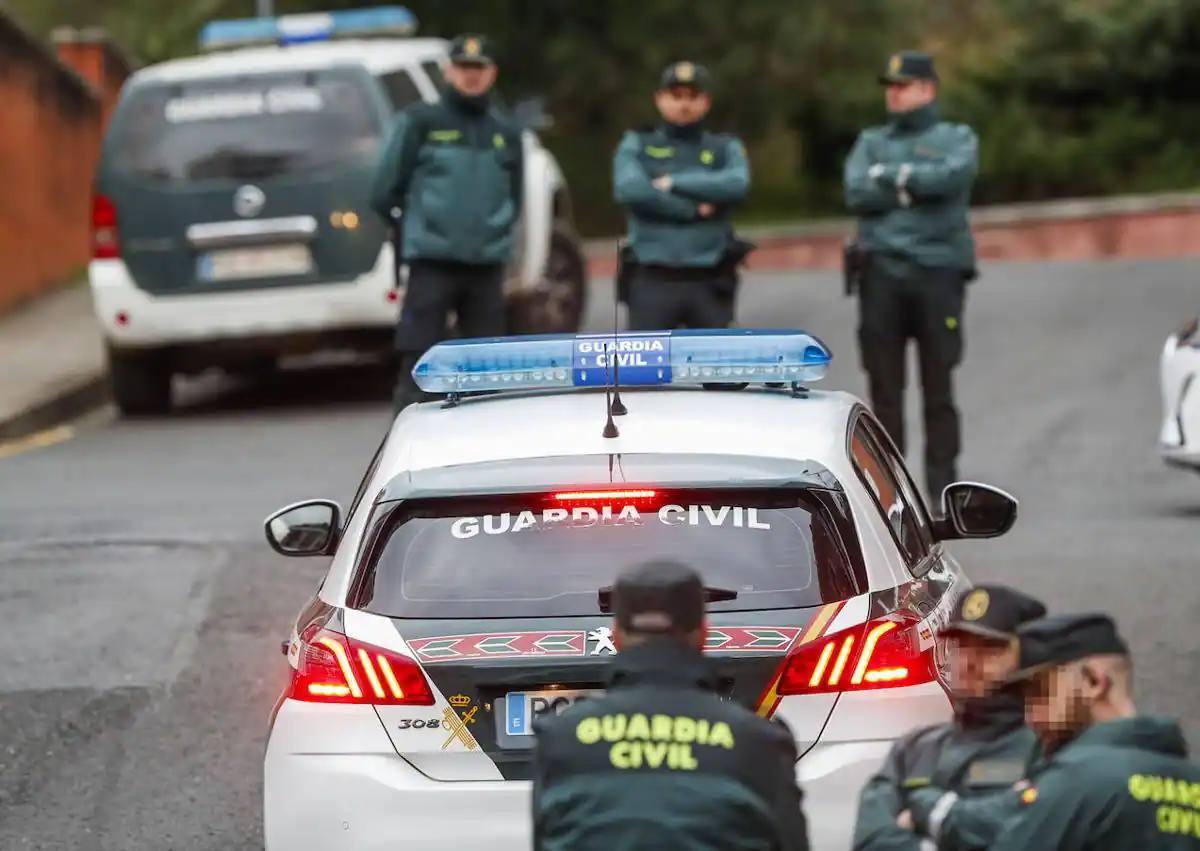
355, 489, 857, 619
110, 69, 382, 183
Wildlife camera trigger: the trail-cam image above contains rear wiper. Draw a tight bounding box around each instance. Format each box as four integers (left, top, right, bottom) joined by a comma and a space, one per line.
597, 585, 738, 614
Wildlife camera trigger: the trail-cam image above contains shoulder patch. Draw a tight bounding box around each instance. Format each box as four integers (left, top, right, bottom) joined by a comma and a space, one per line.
1021, 786, 1039, 805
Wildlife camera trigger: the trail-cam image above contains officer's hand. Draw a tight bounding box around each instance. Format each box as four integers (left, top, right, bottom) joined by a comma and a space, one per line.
697, 202, 716, 218
896, 809, 915, 831
868, 163, 897, 187
652, 175, 674, 192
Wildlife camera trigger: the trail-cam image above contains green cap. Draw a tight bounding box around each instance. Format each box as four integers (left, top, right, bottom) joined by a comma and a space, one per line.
660, 61, 710, 92
613, 560, 705, 634
449, 33, 494, 66
879, 50, 938, 84
1006, 613, 1129, 684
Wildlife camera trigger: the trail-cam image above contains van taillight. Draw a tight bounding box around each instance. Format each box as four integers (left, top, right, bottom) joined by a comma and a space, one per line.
288, 625, 434, 706
777, 612, 936, 695
92, 194, 120, 259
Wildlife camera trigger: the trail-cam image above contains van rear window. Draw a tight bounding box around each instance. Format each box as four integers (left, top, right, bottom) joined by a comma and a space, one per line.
354, 488, 858, 619
110, 70, 382, 182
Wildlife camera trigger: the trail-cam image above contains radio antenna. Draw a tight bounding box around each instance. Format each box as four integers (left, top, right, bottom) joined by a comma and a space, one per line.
602, 324, 619, 439
610, 279, 627, 416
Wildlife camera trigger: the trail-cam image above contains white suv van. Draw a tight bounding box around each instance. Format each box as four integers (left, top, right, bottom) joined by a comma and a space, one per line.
90, 7, 585, 415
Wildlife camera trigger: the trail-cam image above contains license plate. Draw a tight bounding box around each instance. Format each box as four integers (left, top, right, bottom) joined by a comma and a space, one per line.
504, 688, 602, 736
197, 244, 312, 281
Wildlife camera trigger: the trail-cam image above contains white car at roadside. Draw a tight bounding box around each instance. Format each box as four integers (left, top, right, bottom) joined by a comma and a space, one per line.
260, 328, 1018, 850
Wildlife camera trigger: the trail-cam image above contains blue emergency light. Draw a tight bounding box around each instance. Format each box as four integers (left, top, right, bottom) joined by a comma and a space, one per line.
199, 6, 417, 51
411, 329, 833, 395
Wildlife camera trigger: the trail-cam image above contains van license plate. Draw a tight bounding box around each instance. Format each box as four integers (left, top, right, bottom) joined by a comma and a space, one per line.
504, 689, 601, 736
197, 244, 312, 281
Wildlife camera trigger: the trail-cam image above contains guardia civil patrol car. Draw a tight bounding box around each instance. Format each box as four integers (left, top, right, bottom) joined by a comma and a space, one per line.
262, 329, 1018, 850
1160, 316, 1200, 472
90, 6, 585, 415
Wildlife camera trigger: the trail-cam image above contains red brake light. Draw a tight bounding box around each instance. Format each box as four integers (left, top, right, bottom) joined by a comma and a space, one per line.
777, 612, 936, 695
288, 625, 434, 706
92, 194, 120, 259
553, 489, 658, 502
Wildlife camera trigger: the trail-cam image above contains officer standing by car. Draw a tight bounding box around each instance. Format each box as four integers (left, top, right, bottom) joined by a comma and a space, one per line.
986, 613, 1200, 850
852, 585, 1045, 851
614, 62, 752, 331
843, 51, 978, 501
370, 34, 523, 412
531, 559, 809, 851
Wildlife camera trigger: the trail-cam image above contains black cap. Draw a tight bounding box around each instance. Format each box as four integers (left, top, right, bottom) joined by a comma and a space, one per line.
1007, 613, 1130, 683
449, 33, 494, 66
942, 584, 1047, 643
879, 50, 938, 84
613, 559, 705, 634
660, 61, 710, 92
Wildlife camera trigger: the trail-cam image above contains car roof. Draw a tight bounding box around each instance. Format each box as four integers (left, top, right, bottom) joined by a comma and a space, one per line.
381, 387, 861, 482
131, 37, 447, 85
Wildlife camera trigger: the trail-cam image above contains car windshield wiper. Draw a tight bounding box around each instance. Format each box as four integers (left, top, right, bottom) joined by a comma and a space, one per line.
597, 585, 738, 614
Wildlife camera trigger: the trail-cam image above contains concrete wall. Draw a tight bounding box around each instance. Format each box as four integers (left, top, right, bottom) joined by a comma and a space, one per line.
0, 13, 129, 315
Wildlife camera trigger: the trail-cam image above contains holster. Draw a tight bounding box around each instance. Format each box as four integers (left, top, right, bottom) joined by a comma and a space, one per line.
715, 237, 756, 296
843, 238, 870, 297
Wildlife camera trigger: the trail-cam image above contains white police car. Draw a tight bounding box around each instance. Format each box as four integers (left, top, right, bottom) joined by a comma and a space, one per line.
262, 329, 1018, 850
1160, 316, 1200, 472
90, 6, 584, 415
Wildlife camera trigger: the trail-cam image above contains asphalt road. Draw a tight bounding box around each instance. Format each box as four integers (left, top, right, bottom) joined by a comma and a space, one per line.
1, 259, 1198, 848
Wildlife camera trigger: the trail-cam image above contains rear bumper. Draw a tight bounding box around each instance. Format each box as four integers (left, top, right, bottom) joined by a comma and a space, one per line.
263, 697, 928, 851
89, 246, 399, 352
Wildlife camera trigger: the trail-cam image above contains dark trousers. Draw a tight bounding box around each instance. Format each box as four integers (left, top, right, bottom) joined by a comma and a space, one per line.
627, 265, 736, 331
857, 264, 966, 500
393, 259, 506, 410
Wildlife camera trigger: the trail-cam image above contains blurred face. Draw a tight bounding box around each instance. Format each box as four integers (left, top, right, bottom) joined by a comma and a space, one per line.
655, 85, 712, 126
1021, 663, 1092, 752
446, 61, 498, 97
886, 79, 937, 113
947, 632, 1019, 699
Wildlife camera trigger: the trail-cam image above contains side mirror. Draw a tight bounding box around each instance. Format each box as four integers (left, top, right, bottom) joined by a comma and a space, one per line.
512, 96, 552, 131
264, 499, 343, 557
932, 482, 1017, 540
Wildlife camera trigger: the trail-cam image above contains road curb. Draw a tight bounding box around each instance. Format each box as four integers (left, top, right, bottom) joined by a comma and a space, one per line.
0, 372, 110, 443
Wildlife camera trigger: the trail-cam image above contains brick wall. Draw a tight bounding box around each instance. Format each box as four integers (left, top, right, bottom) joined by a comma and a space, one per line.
0, 13, 129, 315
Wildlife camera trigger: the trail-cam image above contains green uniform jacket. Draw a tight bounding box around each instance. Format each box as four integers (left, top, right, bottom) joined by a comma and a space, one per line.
369, 88, 523, 265
843, 103, 977, 276
532, 640, 808, 851
853, 695, 1040, 851
613, 124, 750, 268
989, 716, 1200, 850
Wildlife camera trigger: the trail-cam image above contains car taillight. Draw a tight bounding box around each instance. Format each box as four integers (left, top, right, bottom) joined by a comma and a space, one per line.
92, 194, 120, 259
777, 612, 936, 695
288, 625, 434, 706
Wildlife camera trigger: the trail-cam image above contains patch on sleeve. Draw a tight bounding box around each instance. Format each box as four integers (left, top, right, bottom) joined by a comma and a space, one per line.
1021, 786, 1039, 805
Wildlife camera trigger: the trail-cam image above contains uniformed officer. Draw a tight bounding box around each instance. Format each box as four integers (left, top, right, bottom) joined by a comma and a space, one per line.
613, 62, 752, 331
369, 34, 523, 412
852, 585, 1045, 851
531, 559, 809, 851
987, 613, 1200, 850
844, 50, 978, 501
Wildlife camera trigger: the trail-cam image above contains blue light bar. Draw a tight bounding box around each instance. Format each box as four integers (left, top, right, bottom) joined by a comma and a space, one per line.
412, 329, 832, 395
199, 6, 417, 51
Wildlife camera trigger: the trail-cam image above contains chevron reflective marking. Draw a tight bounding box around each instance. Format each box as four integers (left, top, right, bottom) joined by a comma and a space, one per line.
705, 629, 732, 650
475, 635, 520, 655
411, 637, 462, 659
534, 633, 584, 653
